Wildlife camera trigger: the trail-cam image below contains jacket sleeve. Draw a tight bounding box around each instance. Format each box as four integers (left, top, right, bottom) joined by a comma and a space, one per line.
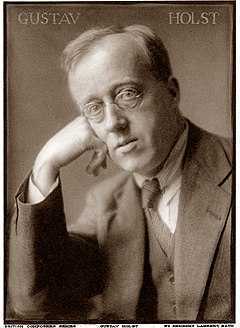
8, 173, 105, 320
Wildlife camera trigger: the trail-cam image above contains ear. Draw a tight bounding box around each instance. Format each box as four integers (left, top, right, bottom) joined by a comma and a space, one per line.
167, 76, 180, 103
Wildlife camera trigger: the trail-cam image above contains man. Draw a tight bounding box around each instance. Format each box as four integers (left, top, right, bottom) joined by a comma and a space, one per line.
8, 25, 233, 321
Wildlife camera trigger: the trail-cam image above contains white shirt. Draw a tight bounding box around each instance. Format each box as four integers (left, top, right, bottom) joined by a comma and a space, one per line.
134, 123, 189, 234
28, 123, 189, 234
27, 174, 59, 204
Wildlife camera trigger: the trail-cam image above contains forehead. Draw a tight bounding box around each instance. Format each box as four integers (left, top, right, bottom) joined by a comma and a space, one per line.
72, 34, 152, 78
76, 33, 147, 71
68, 34, 153, 103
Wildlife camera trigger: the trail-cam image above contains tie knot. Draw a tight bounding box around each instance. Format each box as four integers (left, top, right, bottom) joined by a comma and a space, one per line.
141, 178, 161, 209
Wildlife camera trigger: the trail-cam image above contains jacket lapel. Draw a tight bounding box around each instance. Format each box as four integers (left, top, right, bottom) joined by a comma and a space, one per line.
102, 176, 145, 319
174, 124, 232, 320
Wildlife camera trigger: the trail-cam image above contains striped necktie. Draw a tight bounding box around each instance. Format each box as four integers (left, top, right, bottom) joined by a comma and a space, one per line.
141, 178, 173, 257
141, 178, 161, 209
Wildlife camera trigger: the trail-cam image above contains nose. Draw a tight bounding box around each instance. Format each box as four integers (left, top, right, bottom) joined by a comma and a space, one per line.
104, 104, 128, 133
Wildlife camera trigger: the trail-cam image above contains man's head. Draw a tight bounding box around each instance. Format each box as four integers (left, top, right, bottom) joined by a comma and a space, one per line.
61, 25, 172, 81
62, 25, 185, 176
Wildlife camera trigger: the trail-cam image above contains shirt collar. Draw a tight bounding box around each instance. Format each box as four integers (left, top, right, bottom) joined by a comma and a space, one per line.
134, 121, 189, 191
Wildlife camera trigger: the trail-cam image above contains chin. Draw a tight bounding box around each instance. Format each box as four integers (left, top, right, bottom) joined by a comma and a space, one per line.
114, 157, 152, 175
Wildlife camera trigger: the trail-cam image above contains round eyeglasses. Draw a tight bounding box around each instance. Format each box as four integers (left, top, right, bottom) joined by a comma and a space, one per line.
80, 88, 142, 122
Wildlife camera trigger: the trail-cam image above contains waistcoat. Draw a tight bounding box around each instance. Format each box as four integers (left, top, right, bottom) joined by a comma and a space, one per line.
146, 214, 177, 320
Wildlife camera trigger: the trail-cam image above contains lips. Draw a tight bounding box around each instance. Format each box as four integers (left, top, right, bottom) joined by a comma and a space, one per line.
116, 138, 138, 154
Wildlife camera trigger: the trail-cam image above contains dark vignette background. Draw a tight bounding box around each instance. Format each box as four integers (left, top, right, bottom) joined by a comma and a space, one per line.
6, 2, 233, 225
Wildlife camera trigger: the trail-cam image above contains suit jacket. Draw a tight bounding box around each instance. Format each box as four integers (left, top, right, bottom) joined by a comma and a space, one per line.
8, 121, 233, 322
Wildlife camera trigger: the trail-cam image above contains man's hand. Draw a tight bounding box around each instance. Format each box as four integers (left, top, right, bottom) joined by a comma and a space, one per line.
32, 116, 108, 196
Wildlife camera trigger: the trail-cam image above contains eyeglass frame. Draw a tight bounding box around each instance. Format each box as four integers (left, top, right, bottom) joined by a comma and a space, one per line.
79, 88, 143, 122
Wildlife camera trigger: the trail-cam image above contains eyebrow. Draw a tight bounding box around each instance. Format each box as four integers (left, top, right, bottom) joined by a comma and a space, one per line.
80, 78, 144, 105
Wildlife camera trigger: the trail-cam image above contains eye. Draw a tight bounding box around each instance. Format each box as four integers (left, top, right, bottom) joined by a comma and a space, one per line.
117, 88, 139, 100
116, 88, 141, 109
84, 103, 103, 117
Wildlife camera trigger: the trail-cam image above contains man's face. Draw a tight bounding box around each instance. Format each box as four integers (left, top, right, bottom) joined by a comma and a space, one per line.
68, 34, 181, 176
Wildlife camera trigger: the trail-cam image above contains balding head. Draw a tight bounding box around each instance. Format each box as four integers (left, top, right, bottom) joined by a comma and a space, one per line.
61, 25, 172, 82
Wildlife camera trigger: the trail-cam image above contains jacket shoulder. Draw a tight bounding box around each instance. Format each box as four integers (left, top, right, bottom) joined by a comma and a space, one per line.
186, 121, 232, 191
187, 121, 232, 166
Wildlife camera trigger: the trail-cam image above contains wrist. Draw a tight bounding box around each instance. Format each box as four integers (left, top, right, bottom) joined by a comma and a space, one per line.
32, 157, 59, 196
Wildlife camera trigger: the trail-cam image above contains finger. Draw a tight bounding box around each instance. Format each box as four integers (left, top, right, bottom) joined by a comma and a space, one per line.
101, 157, 107, 169
92, 166, 101, 177
86, 161, 100, 176
86, 149, 106, 175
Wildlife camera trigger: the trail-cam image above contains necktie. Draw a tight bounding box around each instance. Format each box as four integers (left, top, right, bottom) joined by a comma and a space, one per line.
141, 178, 161, 209
136, 180, 159, 321
136, 217, 158, 321
141, 178, 173, 257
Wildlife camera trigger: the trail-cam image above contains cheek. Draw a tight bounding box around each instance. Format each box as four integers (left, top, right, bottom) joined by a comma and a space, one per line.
136, 115, 157, 141
88, 122, 107, 141
138, 115, 168, 155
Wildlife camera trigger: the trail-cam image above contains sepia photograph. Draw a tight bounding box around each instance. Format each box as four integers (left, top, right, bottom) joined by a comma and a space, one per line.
5, 1, 235, 324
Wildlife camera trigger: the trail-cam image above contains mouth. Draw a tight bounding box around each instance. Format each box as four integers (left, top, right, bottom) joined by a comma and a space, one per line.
116, 138, 138, 154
